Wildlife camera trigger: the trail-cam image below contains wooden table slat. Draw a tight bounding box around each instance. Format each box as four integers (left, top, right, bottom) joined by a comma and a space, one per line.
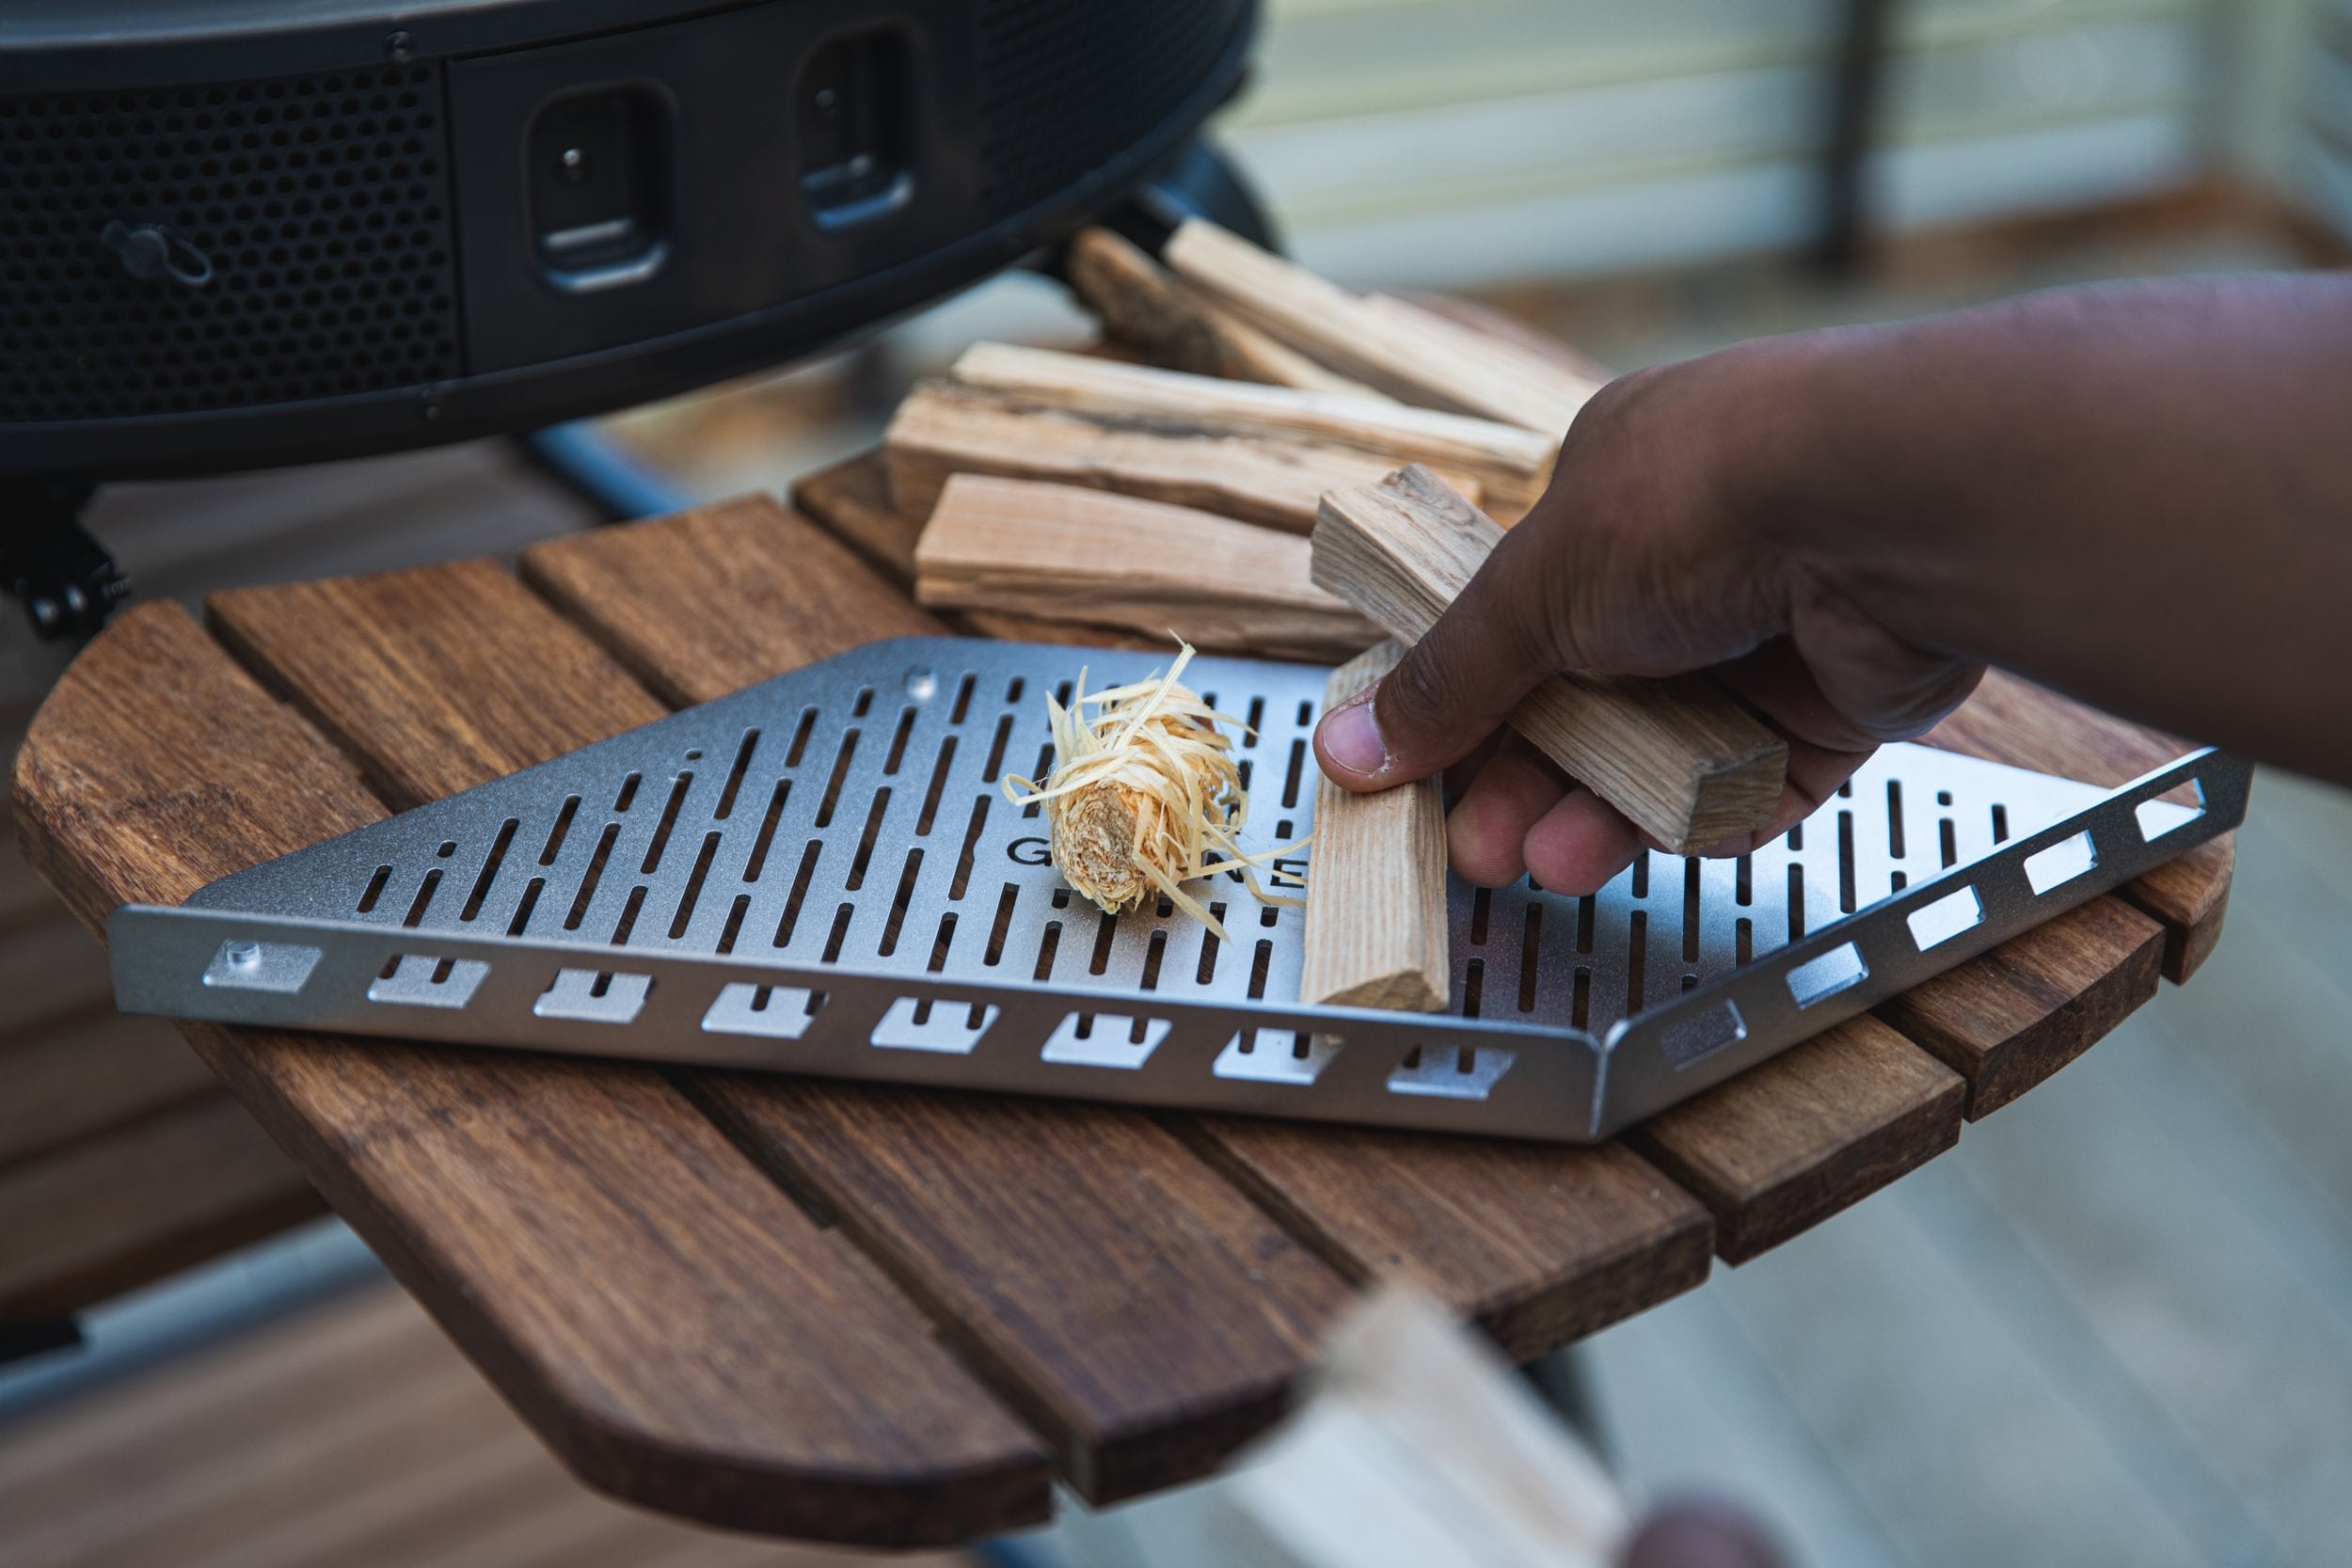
227, 540, 1356, 1504
11, 602, 1051, 1546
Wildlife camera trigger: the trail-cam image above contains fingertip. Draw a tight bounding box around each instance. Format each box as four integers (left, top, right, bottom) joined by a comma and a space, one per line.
1311, 692, 1392, 792
1445, 750, 1565, 887
1522, 787, 1644, 896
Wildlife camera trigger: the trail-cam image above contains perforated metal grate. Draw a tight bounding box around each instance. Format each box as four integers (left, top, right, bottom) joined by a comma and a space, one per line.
0, 65, 463, 422
110, 639, 2246, 1141
975, 0, 1242, 218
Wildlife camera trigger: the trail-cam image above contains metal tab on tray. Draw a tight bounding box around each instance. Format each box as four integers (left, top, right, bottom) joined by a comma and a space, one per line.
105, 638, 2250, 1141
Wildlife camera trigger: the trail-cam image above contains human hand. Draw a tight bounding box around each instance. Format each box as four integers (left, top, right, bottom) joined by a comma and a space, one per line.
1311, 336, 1984, 894
1619, 1497, 1788, 1568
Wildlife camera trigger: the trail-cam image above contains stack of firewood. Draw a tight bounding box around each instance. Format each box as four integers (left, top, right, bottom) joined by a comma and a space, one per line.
789, 222, 1789, 1012
789, 220, 1603, 662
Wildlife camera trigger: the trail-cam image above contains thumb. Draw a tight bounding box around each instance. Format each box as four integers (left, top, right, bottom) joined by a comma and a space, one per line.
1313, 519, 1562, 792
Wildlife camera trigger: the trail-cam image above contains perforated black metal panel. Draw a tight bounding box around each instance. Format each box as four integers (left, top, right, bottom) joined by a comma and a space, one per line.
976, 0, 1243, 218
0, 65, 463, 423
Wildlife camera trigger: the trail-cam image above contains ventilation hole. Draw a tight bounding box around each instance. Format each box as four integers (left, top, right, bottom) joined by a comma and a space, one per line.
563, 823, 620, 931
506, 876, 544, 938
1788, 863, 1805, 942
456, 818, 518, 923
985, 883, 1018, 966
612, 772, 640, 814
716, 892, 749, 955
1571, 965, 1590, 1030
1629, 854, 1648, 899
1735, 915, 1753, 966
1469, 886, 1490, 946
668, 832, 722, 940
883, 706, 916, 774
820, 902, 852, 964
401, 867, 440, 928
357, 863, 391, 913
1197, 905, 1225, 984
785, 706, 818, 768
1575, 894, 1595, 955
950, 796, 990, 900
950, 673, 976, 723
981, 714, 1012, 783
1248, 938, 1272, 1000
878, 847, 924, 957
1682, 859, 1701, 963
1089, 910, 1119, 974
1140, 928, 1168, 991
1461, 956, 1484, 1019
1940, 818, 1958, 868
846, 786, 892, 891
1033, 919, 1062, 981
774, 840, 822, 947
1837, 809, 1856, 914
713, 729, 759, 820
815, 731, 860, 828
916, 736, 959, 834
1518, 903, 1542, 1012
1735, 853, 1752, 907
609, 884, 646, 945
1788, 821, 1804, 852
851, 687, 873, 719
639, 771, 693, 875
1991, 803, 2010, 845
1885, 780, 1905, 858
742, 780, 789, 882
928, 910, 957, 973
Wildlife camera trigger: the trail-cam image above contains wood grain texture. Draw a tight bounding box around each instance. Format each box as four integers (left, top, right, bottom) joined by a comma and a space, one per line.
1878, 895, 2165, 1119
1626, 1015, 1965, 1264
530, 498, 1729, 1424
1297, 641, 1448, 1010
1312, 467, 1786, 852
790, 451, 1156, 650
950, 342, 1556, 512
914, 474, 1383, 662
883, 381, 1479, 535
0, 1092, 324, 1320
222, 555, 1358, 1506
1183, 1123, 1712, 1363
789, 450, 927, 588
1064, 227, 1391, 399
11, 601, 1051, 1545
520, 494, 942, 707
1925, 669, 2233, 980
1162, 219, 1601, 436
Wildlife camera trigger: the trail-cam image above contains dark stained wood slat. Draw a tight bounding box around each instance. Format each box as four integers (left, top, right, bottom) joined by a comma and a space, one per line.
521, 495, 1720, 1369
1927, 668, 2233, 981
521, 496, 942, 709
1179, 1122, 1712, 1362
213, 551, 1356, 1504
1878, 895, 2166, 1119
1625, 1015, 1965, 1264
11, 602, 1050, 1546
0, 1006, 219, 1171
0, 1092, 325, 1320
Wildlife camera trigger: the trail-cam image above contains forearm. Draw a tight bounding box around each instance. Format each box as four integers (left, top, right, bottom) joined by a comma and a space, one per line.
1734, 274, 2352, 781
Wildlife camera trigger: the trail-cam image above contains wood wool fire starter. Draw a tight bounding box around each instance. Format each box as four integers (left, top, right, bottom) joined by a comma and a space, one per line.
1002, 641, 1307, 942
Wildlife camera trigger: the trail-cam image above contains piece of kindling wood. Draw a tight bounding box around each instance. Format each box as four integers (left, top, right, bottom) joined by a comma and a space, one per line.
1162, 219, 1602, 436
884, 381, 1482, 535
1297, 641, 1449, 1011
1064, 228, 1390, 400
1311, 467, 1787, 854
914, 475, 1383, 663
949, 342, 1557, 514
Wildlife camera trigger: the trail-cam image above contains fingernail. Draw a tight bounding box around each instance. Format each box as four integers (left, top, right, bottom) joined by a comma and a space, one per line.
1319, 696, 1390, 777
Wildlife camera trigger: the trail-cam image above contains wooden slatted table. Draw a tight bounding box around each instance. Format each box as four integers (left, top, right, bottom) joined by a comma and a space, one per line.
10, 486, 2233, 1547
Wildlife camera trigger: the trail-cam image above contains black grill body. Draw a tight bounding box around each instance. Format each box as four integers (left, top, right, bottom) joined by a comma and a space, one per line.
0, 0, 1254, 476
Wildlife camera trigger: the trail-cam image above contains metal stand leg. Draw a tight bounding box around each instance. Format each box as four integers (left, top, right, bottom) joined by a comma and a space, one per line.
0, 479, 130, 641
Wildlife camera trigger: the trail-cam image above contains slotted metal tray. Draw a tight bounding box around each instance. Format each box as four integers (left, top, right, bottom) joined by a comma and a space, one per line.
108, 638, 2249, 1141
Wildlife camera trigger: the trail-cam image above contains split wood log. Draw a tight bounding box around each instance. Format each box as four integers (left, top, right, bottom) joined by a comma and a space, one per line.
883, 381, 1480, 535
1163, 219, 1604, 436
949, 342, 1556, 515
914, 475, 1383, 663
1297, 641, 1450, 1012
1064, 228, 1390, 399
1311, 467, 1786, 854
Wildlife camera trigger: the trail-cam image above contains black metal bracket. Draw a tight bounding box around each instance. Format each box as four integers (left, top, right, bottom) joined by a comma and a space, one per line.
1, 479, 131, 641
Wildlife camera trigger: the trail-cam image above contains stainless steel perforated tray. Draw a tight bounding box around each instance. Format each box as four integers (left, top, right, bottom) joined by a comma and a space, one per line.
107, 638, 2249, 1141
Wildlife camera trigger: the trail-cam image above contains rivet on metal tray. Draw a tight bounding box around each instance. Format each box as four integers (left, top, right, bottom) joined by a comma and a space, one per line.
904, 668, 937, 701
225, 939, 262, 969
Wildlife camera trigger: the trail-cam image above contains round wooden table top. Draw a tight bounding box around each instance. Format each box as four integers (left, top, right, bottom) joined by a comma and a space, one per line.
10, 474, 2233, 1547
